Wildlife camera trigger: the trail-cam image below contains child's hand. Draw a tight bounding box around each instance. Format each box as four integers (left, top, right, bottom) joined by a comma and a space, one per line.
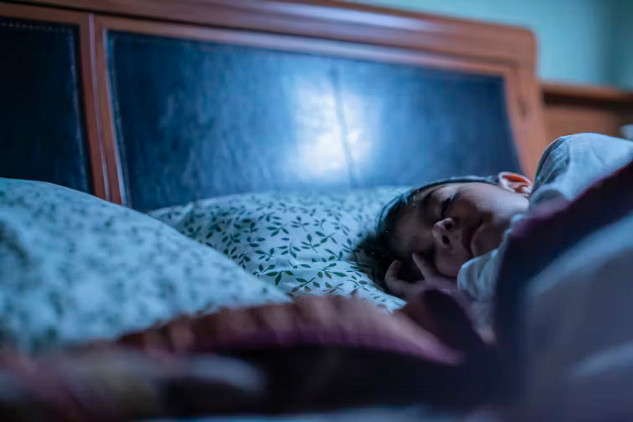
385, 253, 458, 301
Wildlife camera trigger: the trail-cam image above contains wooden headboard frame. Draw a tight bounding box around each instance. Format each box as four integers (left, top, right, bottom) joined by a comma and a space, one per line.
4, 0, 547, 203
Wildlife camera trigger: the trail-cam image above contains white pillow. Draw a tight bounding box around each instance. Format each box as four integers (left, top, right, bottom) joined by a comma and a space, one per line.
0, 178, 289, 351
151, 188, 408, 311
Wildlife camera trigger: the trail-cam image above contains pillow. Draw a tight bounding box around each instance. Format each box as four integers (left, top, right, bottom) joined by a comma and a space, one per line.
0, 178, 289, 352
150, 188, 408, 311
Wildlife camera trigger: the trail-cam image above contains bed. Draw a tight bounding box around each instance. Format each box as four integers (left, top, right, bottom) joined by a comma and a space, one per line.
0, 0, 548, 419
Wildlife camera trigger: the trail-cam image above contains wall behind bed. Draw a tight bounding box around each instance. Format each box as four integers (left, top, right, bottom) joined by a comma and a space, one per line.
348, 0, 631, 88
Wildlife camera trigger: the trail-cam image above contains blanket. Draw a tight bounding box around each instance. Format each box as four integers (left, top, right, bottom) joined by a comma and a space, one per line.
494, 157, 633, 420
0, 295, 491, 421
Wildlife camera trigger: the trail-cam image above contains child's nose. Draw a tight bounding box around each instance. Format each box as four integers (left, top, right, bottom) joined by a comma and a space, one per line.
432, 218, 459, 250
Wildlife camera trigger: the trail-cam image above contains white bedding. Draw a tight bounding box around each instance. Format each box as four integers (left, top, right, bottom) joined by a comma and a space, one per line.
0, 177, 410, 352
0, 178, 289, 351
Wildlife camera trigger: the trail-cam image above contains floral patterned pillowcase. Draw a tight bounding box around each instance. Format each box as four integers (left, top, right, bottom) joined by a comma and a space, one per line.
151, 188, 409, 311
0, 178, 289, 352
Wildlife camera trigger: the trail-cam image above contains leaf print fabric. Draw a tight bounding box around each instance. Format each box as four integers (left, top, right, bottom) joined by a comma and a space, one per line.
0, 178, 289, 352
151, 188, 409, 311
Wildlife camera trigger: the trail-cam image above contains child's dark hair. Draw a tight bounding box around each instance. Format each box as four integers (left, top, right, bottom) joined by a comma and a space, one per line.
360, 187, 423, 287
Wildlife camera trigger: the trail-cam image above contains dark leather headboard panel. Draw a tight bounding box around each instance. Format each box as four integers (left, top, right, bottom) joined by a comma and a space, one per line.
109, 32, 519, 211
0, 17, 92, 193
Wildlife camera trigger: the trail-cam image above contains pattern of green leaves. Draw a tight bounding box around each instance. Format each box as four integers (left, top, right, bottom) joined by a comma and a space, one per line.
151, 188, 408, 311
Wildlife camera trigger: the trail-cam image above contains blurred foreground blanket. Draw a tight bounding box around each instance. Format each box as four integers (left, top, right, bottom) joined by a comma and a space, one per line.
0, 294, 490, 421
0, 157, 632, 421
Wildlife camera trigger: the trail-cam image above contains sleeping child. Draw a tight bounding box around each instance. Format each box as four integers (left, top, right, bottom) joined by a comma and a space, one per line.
368, 132, 633, 323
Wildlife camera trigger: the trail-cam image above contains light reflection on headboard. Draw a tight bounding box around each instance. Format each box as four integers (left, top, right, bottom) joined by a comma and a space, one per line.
0, 0, 547, 209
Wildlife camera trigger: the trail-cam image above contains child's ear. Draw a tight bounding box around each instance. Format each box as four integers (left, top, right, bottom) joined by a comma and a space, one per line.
497, 172, 532, 197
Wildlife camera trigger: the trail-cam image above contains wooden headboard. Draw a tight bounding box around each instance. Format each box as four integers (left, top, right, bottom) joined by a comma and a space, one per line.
0, 0, 546, 210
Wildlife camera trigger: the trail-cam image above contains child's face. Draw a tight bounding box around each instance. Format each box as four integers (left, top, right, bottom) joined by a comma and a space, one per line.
391, 180, 530, 278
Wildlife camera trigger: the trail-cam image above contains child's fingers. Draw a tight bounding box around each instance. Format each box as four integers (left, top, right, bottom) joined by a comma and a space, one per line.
385, 260, 402, 282
412, 252, 438, 279
384, 260, 410, 297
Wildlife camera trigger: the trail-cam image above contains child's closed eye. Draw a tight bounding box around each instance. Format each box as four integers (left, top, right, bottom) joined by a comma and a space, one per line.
439, 193, 456, 220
